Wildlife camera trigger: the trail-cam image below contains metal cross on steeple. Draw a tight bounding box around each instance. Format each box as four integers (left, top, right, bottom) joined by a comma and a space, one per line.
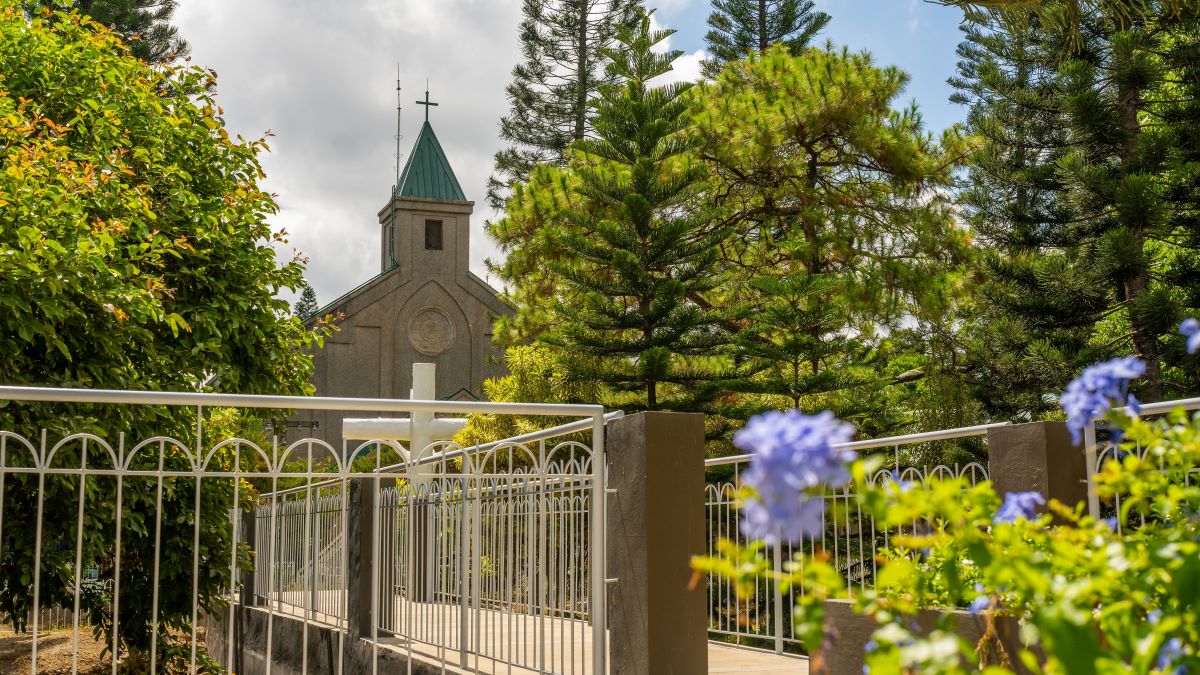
415, 81, 438, 122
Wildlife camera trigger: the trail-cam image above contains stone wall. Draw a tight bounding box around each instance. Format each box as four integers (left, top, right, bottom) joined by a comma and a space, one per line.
822, 600, 1034, 675
203, 606, 438, 675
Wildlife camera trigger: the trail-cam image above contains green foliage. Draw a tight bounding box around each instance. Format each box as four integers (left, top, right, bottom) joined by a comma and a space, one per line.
491, 36, 979, 442
455, 345, 601, 446
699, 407, 1200, 673
293, 280, 318, 319
37, 0, 188, 64
535, 10, 729, 411
691, 46, 974, 434
940, 0, 1193, 51
487, 0, 640, 208
0, 3, 331, 667
955, 5, 1200, 416
487, 163, 585, 344
701, 0, 830, 79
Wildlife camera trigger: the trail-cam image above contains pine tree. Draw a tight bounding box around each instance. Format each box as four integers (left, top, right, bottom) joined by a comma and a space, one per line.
949, 18, 1093, 417
691, 46, 971, 432
542, 10, 729, 410
293, 281, 318, 319
487, 0, 641, 209
701, 0, 829, 78
955, 6, 1200, 412
55, 0, 189, 64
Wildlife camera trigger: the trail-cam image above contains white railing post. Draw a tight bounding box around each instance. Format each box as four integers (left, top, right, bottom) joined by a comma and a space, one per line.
591, 412, 607, 675
459, 473, 471, 669
1084, 423, 1100, 519
772, 544, 784, 654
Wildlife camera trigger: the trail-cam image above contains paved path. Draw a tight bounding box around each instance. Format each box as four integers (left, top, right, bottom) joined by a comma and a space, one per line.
270, 593, 808, 674
708, 643, 808, 674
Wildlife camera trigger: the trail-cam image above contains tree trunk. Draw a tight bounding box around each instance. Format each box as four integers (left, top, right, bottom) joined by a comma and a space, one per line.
1126, 269, 1164, 401
1116, 67, 1164, 401
574, 0, 590, 141
758, 0, 768, 52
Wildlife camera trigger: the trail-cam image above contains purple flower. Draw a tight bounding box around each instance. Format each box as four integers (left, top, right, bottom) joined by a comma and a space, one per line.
1059, 356, 1146, 444
1182, 318, 1200, 355
994, 491, 1045, 524
1156, 637, 1185, 674
735, 410, 856, 545
967, 582, 991, 614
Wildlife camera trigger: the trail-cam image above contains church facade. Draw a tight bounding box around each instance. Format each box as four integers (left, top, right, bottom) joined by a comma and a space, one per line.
296, 118, 511, 443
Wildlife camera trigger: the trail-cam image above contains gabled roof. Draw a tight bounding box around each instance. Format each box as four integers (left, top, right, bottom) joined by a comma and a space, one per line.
394, 121, 467, 202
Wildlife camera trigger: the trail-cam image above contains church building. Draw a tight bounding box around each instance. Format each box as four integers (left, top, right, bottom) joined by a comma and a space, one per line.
297, 106, 512, 443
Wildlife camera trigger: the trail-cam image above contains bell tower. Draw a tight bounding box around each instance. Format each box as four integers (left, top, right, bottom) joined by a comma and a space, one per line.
378, 87, 473, 283
295, 81, 511, 442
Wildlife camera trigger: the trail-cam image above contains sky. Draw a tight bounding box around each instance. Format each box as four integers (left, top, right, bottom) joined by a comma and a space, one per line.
173, 0, 967, 309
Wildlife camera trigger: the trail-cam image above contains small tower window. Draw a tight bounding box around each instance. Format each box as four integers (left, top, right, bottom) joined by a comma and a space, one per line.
424, 220, 443, 250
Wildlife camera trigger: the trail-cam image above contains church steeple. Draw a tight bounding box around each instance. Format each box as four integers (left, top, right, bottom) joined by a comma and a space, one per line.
393, 121, 466, 203
380, 96, 474, 274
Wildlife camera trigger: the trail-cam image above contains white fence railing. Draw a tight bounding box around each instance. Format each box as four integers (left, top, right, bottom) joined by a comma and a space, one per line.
254, 484, 346, 625
1084, 396, 1200, 530
0, 386, 608, 675
374, 448, 597, 673
703, 422, 1004, 654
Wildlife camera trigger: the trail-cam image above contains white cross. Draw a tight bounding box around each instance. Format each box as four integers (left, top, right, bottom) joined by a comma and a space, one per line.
342, 363, 467, 475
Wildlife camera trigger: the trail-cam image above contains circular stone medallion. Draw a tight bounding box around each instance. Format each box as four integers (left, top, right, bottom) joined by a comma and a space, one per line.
408, 307, 455, 356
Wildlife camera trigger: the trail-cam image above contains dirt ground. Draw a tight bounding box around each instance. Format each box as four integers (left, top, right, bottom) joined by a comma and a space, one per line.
0, 628, 111, 674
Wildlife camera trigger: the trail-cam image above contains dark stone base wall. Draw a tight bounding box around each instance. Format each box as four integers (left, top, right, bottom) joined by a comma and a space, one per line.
203, 605, 438, 675
822, 600, 1034, 675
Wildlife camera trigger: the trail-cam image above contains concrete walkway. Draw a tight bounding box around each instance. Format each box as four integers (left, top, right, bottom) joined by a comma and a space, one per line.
270, 592, 807, 674
708, 643, 808, 674
380, 638, 808, 674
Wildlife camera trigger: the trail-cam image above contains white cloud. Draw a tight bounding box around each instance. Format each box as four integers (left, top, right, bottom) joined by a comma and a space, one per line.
649, 48, 707, 87
647, 11, 706, 86
669, 49, 707, 83
649, 0, 695, 11
174, 0, 521, 306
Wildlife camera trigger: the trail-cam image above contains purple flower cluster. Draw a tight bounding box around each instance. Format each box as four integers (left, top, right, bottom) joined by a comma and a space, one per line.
994, 491, 1045, 524
1059, 356, 1146, 444
1182, 318, 1200, 355
1156, 637, 1186, 674
734, 410, 856, 545
968, 583, 990, 614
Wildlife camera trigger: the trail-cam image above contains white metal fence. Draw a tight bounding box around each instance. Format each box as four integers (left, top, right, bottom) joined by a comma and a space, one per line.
254, 483, 346, 625
373, 444, 598, 673
703, 423, 1002, 654
0, 385, 608, 675
1084, 396, 1200, 532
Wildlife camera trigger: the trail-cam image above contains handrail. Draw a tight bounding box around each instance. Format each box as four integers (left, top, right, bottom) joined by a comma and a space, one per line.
704, 421, 1011, 467
260, 410, 625, 498
0, 385, 603, 417
1112, 396, 1200, 417
395, 409, 624, 469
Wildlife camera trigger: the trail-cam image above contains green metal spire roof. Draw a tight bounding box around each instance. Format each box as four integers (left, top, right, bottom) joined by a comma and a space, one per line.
394, 121, 467, 202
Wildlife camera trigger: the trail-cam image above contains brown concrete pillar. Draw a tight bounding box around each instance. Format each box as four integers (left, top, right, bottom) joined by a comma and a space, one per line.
606, 412, 708, 675
986, 421, 1088, 510
345, 478, 377, 640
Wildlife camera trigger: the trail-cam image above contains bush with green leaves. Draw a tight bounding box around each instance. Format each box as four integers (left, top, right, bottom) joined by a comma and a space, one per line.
698, 331, 1199, 673
0, 3, 333, 670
